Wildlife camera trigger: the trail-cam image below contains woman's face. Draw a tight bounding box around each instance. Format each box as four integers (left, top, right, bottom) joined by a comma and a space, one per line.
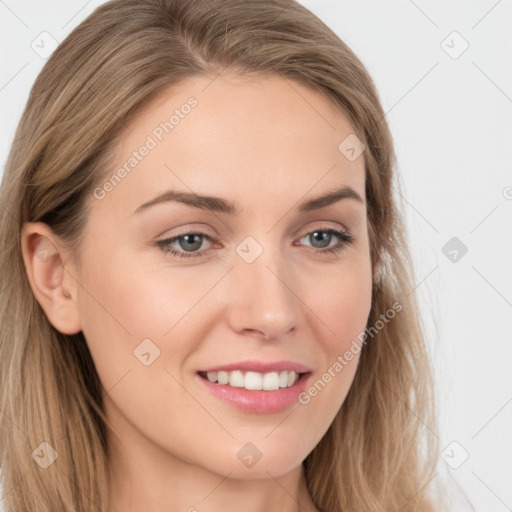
72, 73, 372, 478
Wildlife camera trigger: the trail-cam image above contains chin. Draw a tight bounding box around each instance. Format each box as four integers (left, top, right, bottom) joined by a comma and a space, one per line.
222, 457, 305, 481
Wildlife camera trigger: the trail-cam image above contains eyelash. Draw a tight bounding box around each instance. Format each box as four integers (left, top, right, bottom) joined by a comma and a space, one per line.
154, 228, 354, 260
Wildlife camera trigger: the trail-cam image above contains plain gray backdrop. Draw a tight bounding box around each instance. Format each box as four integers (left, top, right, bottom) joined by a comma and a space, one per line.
1, 1, 511, 511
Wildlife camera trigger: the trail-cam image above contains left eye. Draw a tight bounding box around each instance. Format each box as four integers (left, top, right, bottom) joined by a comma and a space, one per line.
155, 228, 354, 260
301, 229, 351, 249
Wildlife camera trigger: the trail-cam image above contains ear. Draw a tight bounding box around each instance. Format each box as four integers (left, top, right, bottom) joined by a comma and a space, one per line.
20, 222, 82, 335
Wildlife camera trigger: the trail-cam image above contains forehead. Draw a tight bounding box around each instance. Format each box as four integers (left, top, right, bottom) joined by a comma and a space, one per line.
92, 73, 366, 218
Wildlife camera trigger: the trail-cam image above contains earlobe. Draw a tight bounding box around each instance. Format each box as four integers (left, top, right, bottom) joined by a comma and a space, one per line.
21, 222, 82, 335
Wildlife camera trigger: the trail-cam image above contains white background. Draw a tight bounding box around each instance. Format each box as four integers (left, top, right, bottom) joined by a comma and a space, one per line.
1, 1, 511, 511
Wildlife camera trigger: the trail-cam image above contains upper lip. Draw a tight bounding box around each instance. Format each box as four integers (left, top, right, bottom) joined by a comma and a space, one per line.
199, 359, 312, 374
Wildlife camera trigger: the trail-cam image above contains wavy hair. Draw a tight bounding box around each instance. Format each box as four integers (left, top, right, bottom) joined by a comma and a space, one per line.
0, 0, 440, 510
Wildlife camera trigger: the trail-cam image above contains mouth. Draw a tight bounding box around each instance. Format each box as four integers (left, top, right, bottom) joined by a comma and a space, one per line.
197, 369, 311, 391
195, 363, 313, 414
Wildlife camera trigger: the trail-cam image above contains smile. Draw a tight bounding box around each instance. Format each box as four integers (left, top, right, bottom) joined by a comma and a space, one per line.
198, 370, 302, 391
195, 369, 312, 414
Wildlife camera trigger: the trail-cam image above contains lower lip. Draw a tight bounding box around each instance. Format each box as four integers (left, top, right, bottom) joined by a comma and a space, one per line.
195, 373, 311, 414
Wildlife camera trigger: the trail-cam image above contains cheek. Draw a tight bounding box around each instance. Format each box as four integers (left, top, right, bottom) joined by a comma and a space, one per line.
295, 255, 372, 434
79, 249, 203, 335
76, 249, 232, 390
308, 252, 373, 352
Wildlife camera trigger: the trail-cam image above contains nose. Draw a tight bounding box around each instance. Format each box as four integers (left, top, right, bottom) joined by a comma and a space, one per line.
226, 244, 301, 340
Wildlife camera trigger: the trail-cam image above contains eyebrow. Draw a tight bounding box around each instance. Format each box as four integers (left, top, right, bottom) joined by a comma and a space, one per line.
133, 185, 364, 216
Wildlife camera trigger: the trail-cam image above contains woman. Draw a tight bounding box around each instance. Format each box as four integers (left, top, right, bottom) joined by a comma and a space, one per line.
0, 0, 440, 510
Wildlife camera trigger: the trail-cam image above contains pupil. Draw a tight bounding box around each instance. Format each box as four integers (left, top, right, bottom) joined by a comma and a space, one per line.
312, 231, 330, 248
180, 234, 202, 251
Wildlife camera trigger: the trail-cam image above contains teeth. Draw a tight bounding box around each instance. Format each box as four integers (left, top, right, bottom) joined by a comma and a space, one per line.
245, 371, 263, 390
217, 371, 229, 385
262, 372, 280, 391
229, 370, 244, 387
205, 370, 299, 390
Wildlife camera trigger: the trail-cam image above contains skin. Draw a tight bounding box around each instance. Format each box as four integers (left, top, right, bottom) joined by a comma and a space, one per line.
22, 73, 372, 512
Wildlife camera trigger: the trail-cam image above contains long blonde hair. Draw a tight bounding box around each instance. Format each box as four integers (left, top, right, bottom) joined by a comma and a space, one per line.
0, 0, 440, 510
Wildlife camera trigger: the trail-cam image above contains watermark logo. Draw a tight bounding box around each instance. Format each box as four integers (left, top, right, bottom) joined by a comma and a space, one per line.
441, 441, 469, 469
298, 301, 402, 405
237, 442, 263, 468
236, 236, 264, 263
338, 133, 365, 162
93, 97, 198, 200
32, 441, 58, 469
441, 236, 468, 263
441, 31, 469, 60
134, 338, 161, 366
31, 32, 59, 59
